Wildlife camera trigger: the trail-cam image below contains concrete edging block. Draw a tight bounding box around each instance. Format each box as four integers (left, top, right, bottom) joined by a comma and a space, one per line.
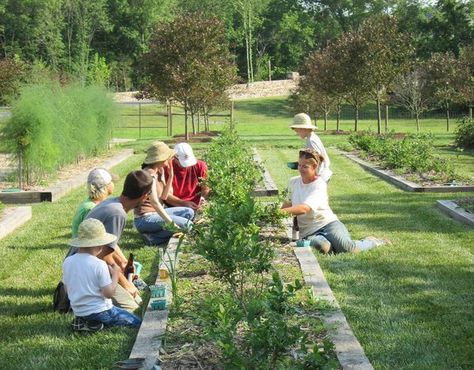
253, 149, 279, 197
0, 206, 32, 240
436, 200, 474, 228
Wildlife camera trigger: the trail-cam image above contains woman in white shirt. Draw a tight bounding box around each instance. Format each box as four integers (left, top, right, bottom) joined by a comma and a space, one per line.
281, 148, 389, 254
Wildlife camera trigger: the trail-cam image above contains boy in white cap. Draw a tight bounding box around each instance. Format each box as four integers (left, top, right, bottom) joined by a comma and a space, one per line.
165, 143, 209, 210
63, 218, 141, 332
290, 113, 332, 182
71, 168, 117, 238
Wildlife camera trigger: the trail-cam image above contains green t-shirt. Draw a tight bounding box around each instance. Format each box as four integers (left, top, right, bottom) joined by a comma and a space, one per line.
71, 199, 96, 238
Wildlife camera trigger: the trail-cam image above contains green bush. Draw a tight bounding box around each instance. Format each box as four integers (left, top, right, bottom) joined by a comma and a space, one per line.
1, 83, 116, 183
454, 118, 474, 149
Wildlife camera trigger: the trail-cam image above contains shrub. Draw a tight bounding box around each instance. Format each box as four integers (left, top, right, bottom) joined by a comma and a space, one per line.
454, 118, 474, 149
348, 131, 456, 181
1, 83, 116, 184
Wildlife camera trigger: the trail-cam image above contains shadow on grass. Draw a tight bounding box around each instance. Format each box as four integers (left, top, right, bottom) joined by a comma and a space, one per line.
331, 191, 471, 234
321, 256, 474, 368
235, 98, 291, 118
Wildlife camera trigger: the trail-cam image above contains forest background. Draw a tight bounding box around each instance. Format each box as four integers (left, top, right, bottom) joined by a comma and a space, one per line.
0, 0, 473, 95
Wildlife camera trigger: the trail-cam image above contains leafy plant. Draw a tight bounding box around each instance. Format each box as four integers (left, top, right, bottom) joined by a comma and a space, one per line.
454, 118, 474, 149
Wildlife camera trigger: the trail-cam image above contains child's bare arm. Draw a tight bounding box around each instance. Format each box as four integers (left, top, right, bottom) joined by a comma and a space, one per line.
101, 263, 120, 298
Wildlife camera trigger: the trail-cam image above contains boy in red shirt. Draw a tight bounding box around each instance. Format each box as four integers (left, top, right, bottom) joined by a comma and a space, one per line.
165, 143, 209, 210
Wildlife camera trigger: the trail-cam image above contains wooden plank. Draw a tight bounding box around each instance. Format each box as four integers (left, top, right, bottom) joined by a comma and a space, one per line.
287, 220, 374, 370
129, 237, 181, 368
436, 200, 474, 228
0, 206, 32, 240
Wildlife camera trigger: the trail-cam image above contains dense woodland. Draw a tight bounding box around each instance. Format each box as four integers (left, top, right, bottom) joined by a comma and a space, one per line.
0, 0, 473, 93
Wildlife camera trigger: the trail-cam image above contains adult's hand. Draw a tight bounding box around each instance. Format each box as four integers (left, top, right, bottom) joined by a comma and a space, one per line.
182, 200, 199, 210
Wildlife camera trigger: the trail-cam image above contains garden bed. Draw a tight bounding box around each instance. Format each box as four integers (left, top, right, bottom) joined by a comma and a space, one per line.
436, 199, 474, 227
342, 151, 474, 192
0, 149, 134, 204
161, 225, 339, 369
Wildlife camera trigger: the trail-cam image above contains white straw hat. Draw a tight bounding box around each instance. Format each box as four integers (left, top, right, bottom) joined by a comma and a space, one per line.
290, 113, 317, 130
174, 143, 197, 167
69, 218, 117, 248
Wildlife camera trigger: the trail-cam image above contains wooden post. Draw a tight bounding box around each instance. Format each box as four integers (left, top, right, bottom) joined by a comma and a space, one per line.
166, 101, 170, 136
169, 104, 173, 137
384, 105, 389, 133
230, 101, 234, 127
138, 102, 142, 139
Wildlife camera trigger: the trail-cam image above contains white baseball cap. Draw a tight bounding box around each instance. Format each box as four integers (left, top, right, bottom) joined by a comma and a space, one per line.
174, 143, 197, 168
87, 168, 117, 189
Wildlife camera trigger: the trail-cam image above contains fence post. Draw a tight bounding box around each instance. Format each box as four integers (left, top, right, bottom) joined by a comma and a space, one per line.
18, 152, 22, 190
169, 104, 173, 136
230, 101, 234, 127
138, 102, 142, 139
166, 101, 170, 136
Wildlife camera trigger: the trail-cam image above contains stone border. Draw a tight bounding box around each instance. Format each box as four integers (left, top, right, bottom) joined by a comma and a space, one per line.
0, 149, 134, 204
0, 206, 32, 240
285, 220, 373, 370
436, 200, 474, 228
253, 149, 279, 197
342, 152, 474, 193
129, 237, 181, 369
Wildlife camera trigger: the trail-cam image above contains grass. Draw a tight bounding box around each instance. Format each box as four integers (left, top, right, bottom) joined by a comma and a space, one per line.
0, 154, 162, 370
1, 96, 473, 369
259, 146, 474, 369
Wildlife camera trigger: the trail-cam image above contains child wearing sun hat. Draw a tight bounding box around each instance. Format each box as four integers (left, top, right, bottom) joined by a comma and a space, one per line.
290, 113, 332, 182
63, 218, 142, 332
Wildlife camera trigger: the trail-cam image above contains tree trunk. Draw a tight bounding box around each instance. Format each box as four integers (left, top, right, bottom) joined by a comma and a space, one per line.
191, 112, 196, 135
336, 104, 341, 132
446, 102, 450, 132
384, 105, 389, 133
197, 111, 200, 133
184, 105, 189, 141
376, 98, 382, 134
469, 106, 472, 120
354, 107, 359, 132
416, 112, 420, 133
324, 111, 328, 131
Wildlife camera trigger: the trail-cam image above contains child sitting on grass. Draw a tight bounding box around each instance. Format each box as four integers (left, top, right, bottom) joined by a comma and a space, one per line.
63, 218, 142, 332
71, 168, 117, 238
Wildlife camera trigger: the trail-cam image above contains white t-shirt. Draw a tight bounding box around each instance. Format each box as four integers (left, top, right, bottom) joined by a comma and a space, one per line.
307, 132, 332, 182
287, 176, 338, 238
62, 253, 113, 317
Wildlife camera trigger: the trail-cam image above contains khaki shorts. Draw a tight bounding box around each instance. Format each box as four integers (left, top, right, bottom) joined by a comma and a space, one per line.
112, 284, 142, 313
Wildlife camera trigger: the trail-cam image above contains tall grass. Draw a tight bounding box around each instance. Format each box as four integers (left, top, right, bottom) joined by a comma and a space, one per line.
1, 83, 116, 183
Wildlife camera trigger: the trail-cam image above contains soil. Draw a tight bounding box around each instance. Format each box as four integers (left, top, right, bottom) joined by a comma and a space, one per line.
0, 149, 120, 191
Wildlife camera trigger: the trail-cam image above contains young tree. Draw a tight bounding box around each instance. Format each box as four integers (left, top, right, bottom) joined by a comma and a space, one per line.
424, 52, 464, 132
393, 66, 430, 132
359, 15, 413, 134
0, 57, 26, 104
141, 14, 237, 140
459, 43, 474, 119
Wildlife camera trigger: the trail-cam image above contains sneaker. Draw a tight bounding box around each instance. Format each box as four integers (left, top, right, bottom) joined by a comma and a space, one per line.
72, 317, 104, 333
310, 235, 331, 254
364, 236, 392, 247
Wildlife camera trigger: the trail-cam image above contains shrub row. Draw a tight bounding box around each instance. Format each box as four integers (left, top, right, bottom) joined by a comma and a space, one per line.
349, 131, 455, 181
191, 128, 335, 368
454, 118, 474, 149
0, 83, 116, 184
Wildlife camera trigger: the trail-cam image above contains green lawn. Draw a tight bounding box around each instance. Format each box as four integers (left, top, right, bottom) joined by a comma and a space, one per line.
259, 146, 474, 369
1, 96, 473, 369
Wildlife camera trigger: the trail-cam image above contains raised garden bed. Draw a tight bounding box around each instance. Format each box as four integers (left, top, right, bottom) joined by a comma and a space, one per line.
0, 149, 134, 204
436, 200, 474, 227
342, 151, 474, 193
